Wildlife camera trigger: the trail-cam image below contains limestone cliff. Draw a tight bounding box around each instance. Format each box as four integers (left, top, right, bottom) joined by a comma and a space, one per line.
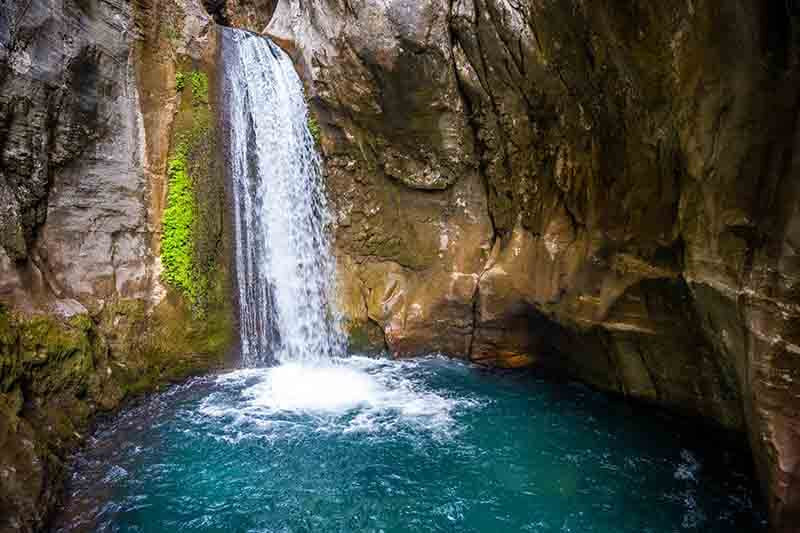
262, 1, 800, 530
0, 1, 234, 531
0, 0, 797, 531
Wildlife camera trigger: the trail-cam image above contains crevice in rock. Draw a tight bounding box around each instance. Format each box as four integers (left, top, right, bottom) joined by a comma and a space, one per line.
465, 278, 480, 361
480, 0, 535, 113
353, 268, 390, 353
635, 340, 660, 401
449, 0, 517, 236
447, 1, 496, 243
342, 0, 358, 20
201, 0, 231, 26
447, 0, 498, 361
600, 332, 624, 393
363, 288, 389, 353
29, 251, 63, 300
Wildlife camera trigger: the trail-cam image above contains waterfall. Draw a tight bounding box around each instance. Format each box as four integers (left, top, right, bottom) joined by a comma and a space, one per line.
220, 28, 343, 367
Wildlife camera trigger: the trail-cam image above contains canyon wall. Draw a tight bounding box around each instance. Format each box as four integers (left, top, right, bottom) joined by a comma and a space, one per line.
0, 1, 234, 530
0, 0, 797, 531
263, 1, 800, 530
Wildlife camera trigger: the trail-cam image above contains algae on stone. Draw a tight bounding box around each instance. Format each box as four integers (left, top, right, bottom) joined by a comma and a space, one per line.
162, 143, 195, 299
161, 68, 223, 315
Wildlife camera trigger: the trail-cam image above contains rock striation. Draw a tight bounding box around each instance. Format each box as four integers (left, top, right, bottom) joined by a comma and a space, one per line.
263, 1, 800, 530
0, 0, 797, 531
0, 1, 234, 531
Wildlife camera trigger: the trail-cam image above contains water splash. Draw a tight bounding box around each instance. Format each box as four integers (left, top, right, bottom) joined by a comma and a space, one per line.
199, 356, 474, 438
221, 29, 343, 366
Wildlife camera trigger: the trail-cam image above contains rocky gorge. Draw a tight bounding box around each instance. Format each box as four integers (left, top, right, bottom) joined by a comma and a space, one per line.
0, 0, 798, 531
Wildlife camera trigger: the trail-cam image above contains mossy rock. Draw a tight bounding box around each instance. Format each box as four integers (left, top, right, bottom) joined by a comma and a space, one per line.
162, 65, 226, 317
344, 319, 386, 354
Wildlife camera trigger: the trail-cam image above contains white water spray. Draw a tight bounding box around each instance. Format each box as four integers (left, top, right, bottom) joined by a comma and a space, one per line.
221, 28, 344, 366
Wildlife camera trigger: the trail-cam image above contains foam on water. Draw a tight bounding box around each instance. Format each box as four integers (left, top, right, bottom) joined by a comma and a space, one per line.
244, 363, 382, 412
199, 356, 475, 437
53, 358, 766, 533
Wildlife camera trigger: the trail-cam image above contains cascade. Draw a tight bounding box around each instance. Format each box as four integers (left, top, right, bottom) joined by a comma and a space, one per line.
220, 28, 344, 366
49, 24, 767, 533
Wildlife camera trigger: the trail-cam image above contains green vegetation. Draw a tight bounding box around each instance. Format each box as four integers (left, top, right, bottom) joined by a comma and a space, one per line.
175, 71, 186, 92
189, 71, 209, 103
174, 70, 207, 101
162, 68, 220, 315
307, 113, 321, 145
161, 142, 195, 300
303, 93, 321, 145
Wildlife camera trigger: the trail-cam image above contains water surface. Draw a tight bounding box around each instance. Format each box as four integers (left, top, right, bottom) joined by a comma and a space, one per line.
54, 356, 765, 533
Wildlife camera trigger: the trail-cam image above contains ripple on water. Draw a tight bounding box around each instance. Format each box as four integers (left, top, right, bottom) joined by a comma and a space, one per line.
53, 356, 767, 533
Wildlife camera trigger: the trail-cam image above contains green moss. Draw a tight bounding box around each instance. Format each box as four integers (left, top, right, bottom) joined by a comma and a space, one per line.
308, 113, 321, 145
0, 295, 232, 530
189, 71, 208, 103
174, 70, 208, 101
121, 297, 231, 396
21, 316, 92, 363
69, 313, 93, 333
161, 142, 196, 301
162, 66, 222, 316
175, 71, 186, 92
0, 311, 100, 401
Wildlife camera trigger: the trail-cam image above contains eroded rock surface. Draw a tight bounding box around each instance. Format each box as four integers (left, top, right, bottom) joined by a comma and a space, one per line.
0, 0, 797, 530
263, 1, 800, 530
0, 1, 234, 531
202, 0, 276, 30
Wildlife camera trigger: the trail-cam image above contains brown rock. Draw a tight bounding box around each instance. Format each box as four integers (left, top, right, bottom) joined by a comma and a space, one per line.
266, 1, 800, 530
0, 0, 235, 530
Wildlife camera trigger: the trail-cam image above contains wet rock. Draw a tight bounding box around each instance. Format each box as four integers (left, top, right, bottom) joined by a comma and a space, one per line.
0, 0, 234, 530
267, 0, 476, 190
265, 1, 800, 529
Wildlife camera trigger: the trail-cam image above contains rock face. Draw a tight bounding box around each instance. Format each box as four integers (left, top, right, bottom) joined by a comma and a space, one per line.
263, 1, 800, 530
0, 0, 797, 531
0, 1, 234, 531
201, 0, 276, 30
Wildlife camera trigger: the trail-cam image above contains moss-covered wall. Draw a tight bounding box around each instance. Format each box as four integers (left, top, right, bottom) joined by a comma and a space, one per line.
0, 297, 231, 530
0, 2, 236, 530
162, 67, 227, 316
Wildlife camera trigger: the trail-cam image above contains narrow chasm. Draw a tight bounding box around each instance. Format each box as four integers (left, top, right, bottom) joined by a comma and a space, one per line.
1, 1, 796, 532
54, 14, 766, 533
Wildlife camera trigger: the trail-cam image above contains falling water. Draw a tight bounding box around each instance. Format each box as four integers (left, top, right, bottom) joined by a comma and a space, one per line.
221, 28, 343, 366
51, 25, 767, 533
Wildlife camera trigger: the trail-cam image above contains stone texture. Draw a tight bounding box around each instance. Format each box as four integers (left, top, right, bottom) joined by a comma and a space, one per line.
268, 0, 477, 191
0, 1, 234, 531
0, 0, 189, 311
0, 0, 797, 531
262, 1, 800, 530
202, 0, 276, 30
